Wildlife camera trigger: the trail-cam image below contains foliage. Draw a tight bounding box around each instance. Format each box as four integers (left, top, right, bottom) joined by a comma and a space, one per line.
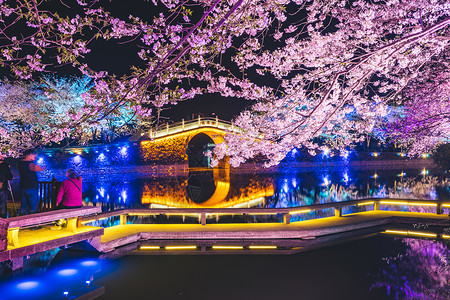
0, 1, 448, 163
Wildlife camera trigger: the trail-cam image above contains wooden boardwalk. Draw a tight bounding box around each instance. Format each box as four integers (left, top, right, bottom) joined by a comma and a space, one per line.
1, 199, 449, 264
79, 199, 450, 254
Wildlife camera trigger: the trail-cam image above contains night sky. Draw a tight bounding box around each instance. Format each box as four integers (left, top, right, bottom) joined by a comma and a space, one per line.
1, 0, 252, 122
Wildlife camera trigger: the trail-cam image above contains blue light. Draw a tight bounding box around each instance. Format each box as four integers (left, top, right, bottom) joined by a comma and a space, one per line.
121, 190, 128, 202
98, 187, 105, 198
292, 178, 297, 188
341, 150, 350, 159
98, 153, 106, 161
64, 291, 69, 296
120, 146, 128, 156
57, 268, 78, 276
37, 157, 44, 164
86, 280, 91, 285
322, 176, 330, 186
73, 155, 82, 163
17, 281, 39, 290
81, 260, 98, 267
343, 173, 349, 183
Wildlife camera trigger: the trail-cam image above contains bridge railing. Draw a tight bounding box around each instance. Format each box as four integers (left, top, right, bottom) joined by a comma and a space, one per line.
143, 116, 243, 140
80, 198, 450, 228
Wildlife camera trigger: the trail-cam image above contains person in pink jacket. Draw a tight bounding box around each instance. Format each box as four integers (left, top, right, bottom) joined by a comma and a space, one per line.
56, 169, 83, 208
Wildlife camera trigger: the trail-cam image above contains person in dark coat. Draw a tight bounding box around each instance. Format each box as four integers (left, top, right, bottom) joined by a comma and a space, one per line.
0, 153, 13, 218
18, 150, 46, 215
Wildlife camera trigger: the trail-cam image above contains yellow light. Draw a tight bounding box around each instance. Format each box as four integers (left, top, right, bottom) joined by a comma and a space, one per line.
140, 246, 160, 250
384, 230, 408, 235
212, 246, 244, 250
442, 204, 450, 208
372, 152, 379, 157
380, 201, 437, 207
248, 246, 278, 249
128, 213, 159, 216
165, 246, 197, 250
380, 201, 409, 206
407, 231, 437, 238
248, 212, 278, 215
357, 201, 374, 206
373, 173, 378, 179
442, 235, 450, 239
289, 209, 311, 215
421, 153, 430, 158
384, 230, 437, 238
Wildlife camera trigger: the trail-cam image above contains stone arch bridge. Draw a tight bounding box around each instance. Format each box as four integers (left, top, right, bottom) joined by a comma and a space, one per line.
139, 117, 240, 168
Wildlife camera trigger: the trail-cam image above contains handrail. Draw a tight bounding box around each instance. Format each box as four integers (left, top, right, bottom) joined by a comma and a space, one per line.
80, 198, 450, 226
143, 116, 243, 140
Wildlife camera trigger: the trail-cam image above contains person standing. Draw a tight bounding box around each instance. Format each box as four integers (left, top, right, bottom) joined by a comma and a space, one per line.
56, 169, 83, 209
0, 154, 13, 218
18, 150, 46, 215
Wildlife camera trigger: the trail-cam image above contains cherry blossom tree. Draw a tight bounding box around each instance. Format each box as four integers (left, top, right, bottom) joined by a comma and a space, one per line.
385, 47, 450, 156
0, 76, 136, 155
0, 0, 448, 163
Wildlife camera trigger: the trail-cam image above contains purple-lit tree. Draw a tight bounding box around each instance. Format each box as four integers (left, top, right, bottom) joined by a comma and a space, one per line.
0, 1, 448, 162
386, 48, 450, 156
372, 238, 450, 299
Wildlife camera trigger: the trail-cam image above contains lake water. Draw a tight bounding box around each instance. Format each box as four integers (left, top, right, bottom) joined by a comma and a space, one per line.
44, 165, 448, 212
2, 162, 449, 299
1, 234, 449, 299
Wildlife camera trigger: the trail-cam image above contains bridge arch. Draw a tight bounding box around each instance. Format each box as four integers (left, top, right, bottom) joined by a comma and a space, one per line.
139, 118, 232, 165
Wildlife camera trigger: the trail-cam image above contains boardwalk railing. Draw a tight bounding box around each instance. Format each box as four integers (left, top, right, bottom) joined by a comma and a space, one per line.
38, 180, 62, 212
142, 116, 243, 140
80, 198, 450, 227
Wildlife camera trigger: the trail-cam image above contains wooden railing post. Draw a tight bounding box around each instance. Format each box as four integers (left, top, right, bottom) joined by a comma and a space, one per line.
120, 214, 127, 225
334, 207, 342, 217
201, 212, 206, 225
374, 201, 380, 211
283, 213, 290, 224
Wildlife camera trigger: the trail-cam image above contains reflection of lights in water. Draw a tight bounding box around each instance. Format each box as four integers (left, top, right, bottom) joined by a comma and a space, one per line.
37, 157, 44, 164
322, 176, 330, 186
322, 148, 330, 157
120, 146, 128, 156
80, 260, 98, 267
98, 153, 106, 161
292, 178, 297, 188
57, 269, 78, 276
343, 173, 349, 182
73, 155, 82, 163
282, 180, 289, 193
17, 281, 39, 290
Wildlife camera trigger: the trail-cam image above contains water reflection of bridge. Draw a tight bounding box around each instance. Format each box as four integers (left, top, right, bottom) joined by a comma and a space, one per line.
141, 166, 275, 208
